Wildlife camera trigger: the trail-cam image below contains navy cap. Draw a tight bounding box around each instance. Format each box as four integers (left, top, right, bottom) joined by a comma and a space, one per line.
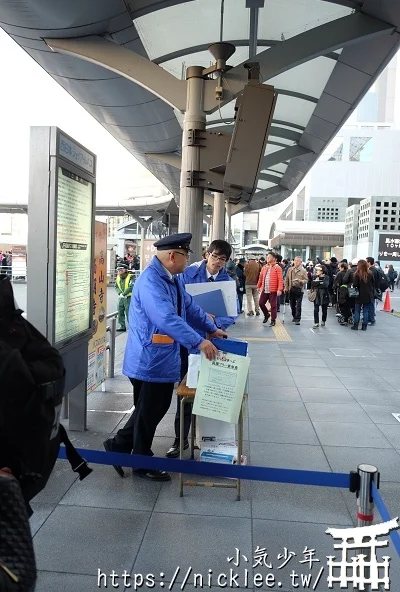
154, 232, 193, 252
116, 263, 128, 270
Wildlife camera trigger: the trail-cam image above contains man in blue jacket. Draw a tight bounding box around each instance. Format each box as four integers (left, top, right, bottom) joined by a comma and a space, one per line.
166, 239, 239, 458
103, 233, 227, 482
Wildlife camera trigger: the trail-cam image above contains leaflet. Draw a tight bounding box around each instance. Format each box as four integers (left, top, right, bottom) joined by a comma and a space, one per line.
192, 351, 250, 424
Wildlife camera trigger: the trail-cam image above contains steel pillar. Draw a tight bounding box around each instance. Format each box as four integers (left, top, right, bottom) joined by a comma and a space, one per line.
178, 66, 205, 262
211, 192, 225, 241
225, 201, 232, 242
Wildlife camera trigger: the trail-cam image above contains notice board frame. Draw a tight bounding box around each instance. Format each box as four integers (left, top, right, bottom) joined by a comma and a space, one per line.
28, 126, 96, 352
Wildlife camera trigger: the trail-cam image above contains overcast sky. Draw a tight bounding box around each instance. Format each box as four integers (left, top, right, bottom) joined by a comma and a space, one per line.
0, 29, 163, 205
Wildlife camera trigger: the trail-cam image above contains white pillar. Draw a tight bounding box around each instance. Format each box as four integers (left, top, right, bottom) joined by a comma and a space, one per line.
211, 192, 225, 241
178, 66, 205, 262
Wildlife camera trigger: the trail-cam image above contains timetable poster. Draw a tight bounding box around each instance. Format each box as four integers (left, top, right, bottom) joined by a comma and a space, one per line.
55, 167, 93, 344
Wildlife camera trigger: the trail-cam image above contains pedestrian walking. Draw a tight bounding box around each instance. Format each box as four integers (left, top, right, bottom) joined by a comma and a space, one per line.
311, 264, 330, 328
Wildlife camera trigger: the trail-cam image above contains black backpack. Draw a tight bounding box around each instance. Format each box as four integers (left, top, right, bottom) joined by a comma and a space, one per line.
0, 314, 91, 512
376, 267, 389, 292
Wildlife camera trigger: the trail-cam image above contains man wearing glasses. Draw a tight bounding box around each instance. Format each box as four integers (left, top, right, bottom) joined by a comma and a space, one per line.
166, 239, 239, 458
103, 233, 227, 482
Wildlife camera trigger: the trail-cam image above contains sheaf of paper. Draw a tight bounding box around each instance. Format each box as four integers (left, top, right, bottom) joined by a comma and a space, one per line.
185, 280, 237, 316
192, 351, 250, 424
197, 416, 236, 448
187, 353, 201, 388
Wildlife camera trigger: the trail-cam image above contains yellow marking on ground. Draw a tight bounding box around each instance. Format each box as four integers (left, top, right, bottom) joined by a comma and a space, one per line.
240, 337, 277, 342
272, 319, 293, 342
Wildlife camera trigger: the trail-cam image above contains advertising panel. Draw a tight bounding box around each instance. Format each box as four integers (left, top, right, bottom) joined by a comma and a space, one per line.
378, 233, 400, 261
54, 167, 93, 345
142, 239, 156, 268
87, 221, 107, 393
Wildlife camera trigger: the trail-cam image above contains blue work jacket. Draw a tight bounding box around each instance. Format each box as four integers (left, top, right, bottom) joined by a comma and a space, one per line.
178, 260, 239, 352
123, 256, 217, 383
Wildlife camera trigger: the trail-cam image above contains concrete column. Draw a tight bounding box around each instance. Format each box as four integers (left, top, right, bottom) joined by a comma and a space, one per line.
178, 66, 205, 262
305, 246, 310, 262
211, 192, 225, 241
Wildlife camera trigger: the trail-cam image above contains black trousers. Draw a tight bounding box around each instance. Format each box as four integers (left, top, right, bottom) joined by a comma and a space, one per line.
114, 378, 174, 456
314, 303, 328, 323
289, 290, 303, 321
174, 347, 191, 441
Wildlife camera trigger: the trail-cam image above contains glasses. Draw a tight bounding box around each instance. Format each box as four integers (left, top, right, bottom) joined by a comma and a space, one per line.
173, 251, 190, 259
209, 252, 227, 263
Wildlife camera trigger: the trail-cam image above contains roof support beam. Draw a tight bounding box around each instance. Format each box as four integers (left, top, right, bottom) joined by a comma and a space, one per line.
262, 145, 313, 169
45, 35, 188, 111
205, 11, 395, 112
258, 172, 282, 184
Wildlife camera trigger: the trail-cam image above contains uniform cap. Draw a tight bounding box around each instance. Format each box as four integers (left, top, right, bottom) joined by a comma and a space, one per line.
117, 263, 128, 270
153, 232, 193, 252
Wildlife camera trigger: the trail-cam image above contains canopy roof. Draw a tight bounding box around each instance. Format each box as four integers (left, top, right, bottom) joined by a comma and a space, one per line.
1, 0, 399, 211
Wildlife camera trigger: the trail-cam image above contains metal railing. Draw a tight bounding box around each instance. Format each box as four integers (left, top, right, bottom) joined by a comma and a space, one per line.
106, 311, 118, 378
1, 265, 26, 282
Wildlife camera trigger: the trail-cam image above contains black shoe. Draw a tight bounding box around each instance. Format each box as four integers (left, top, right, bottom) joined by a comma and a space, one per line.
262, 312, 270, 324
255, 311, 260, 316
270, 320, 276, 327
103, 439, 125, 478
166, 439, 189, 458
361, 324, 367, 331
247, 311, 254, 316
133, 469, 171, 482
295, 321, 300, 325
117, 328, 126, 332
351, 324, 358, 331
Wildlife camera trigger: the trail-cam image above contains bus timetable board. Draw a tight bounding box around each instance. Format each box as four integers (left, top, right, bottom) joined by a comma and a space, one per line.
28, 127, 96, 350
55, 167, 93, 344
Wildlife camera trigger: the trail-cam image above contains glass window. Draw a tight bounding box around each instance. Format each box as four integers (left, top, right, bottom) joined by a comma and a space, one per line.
384, 210, 388, 214
321, 136, 344, 162
375, 225, 380, 230
375, 217, 380, 222
392, 202, 397, 207
383, 225, 387, 230
377, 202, 381, 206
391, 225, 395, 230
376, 209, 380, 214
384, 202, 389, 207
350, 137, 373, 162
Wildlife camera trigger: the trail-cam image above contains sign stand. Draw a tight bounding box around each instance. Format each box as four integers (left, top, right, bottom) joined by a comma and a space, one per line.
28, 127, 96, 431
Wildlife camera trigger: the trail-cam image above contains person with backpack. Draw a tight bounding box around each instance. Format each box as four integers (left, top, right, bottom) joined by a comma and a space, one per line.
351, 259, 375, 331
333, 262, 352, 325
366, 257, 388, 325
0, 276, 91, 513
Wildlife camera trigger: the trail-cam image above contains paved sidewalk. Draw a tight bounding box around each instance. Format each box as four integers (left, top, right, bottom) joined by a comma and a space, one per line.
31, 300, 400, 591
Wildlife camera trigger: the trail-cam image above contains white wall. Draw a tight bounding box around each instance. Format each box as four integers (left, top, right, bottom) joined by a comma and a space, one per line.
309, 129, 400, 199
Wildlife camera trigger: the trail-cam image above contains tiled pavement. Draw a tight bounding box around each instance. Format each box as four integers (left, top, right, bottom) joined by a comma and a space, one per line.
31, 300, 400, 591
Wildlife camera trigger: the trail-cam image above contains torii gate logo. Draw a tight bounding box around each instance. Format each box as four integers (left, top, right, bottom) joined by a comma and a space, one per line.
326, 518, 399, 589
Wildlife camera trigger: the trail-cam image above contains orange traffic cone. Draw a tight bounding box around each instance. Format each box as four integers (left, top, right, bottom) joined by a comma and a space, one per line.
382, 290, 392, 312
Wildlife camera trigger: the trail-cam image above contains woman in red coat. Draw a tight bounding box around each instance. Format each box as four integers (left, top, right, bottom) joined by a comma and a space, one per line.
257, 252, 284, 326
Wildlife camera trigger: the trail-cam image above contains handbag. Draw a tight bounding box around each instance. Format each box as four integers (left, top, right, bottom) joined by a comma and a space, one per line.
0, 473, 37, 592
348, 285, 359, 298
307, 289, 317, 302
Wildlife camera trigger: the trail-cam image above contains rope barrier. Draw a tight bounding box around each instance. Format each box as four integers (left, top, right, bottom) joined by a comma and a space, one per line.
58, 446, 350, 488
372, 482, 400, 558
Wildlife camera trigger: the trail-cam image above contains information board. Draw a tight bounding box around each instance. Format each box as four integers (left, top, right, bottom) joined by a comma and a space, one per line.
142, 239, 156, 268
55, 167, 93, 344
378, 233, 400, 261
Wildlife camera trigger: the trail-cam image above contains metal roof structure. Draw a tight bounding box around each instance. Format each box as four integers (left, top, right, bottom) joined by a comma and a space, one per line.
1, 0, 400, 213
